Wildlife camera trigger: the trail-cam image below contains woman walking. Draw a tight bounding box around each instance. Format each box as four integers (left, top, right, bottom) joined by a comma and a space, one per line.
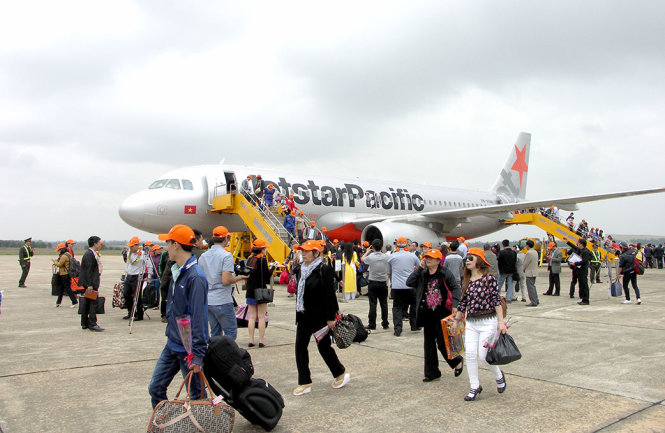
292, 240, 350, 396
245, 239, 273, 347
52, 244, 78, 308
342, 242, 359, 300
408, 248, 464, 382
453, 247, 507, 401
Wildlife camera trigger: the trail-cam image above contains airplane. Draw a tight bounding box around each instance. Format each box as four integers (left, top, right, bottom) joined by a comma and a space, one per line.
119, 132, 664, 246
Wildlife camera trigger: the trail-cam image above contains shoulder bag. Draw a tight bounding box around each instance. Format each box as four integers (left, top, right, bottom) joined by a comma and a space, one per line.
147, 371, 235, 433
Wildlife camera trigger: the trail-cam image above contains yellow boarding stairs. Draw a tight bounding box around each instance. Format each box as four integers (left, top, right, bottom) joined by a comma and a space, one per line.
502, 213, 617, 263
208, 192, 321, 264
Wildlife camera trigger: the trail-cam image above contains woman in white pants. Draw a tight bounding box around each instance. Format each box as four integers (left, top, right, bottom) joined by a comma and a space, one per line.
453, 247, 507, 401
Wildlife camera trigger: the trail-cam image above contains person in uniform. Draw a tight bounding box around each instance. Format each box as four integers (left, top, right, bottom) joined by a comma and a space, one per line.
18, 237, 34, 287
589, 243, 603, 284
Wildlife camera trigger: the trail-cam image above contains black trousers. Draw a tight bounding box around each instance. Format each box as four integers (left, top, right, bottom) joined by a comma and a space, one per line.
422, 311, 462, 379
160, 283, 168, 318
295, 321, 345, 385
589, 263, 602, 283
80, 288, 98, 328
123, 274, 143, 319
367, 281, 389, 329
547, 272, 560, 295
656, 257, 663, 269
578, 269, 590, 303
19, 262, 30, 285
622, 273, 640, 300
392, 289, 416, 332
569, 270, 580, 297
56, 274, 78, 305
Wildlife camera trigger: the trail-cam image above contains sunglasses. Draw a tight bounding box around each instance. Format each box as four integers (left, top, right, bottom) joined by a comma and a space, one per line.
465, 256, 477, 262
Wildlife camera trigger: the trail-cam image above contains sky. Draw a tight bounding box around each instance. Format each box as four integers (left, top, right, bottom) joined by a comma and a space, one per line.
1, 1, 664, 243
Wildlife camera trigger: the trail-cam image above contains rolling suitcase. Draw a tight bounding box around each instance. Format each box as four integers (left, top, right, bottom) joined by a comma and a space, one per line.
210, 377, 284, 432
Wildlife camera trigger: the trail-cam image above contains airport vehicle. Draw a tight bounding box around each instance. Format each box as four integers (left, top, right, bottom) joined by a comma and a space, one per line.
119, 132, 664, 254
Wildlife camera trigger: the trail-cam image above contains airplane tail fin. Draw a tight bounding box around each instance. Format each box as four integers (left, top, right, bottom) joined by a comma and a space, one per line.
491, 132, 531, 201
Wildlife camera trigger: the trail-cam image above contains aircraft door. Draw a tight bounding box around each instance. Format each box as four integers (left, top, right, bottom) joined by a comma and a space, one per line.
224, 172, 237, 194
207, 174, 226, 206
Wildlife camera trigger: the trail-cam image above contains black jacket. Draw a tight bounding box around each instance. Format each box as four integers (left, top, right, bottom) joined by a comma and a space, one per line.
619, 250, 636, 275
567, 242, 591, 274
654, 246, 664, 259
497, 248, 517, 274
407, 265, 462, 327
79, 249, 100, 289
294, 263, 339, 328
245, 256, 273, 298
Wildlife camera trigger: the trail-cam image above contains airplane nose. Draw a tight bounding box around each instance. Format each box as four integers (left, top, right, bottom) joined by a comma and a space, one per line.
119, 192, 145, 228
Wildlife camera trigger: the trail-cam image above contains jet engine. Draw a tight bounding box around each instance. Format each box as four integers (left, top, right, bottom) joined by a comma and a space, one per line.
361, 222, 445, 249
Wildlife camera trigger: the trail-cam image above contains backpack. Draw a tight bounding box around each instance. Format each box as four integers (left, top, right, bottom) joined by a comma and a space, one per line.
142, 283, 159, 309
67, 254, 81, 278
633, 251, 645, 275
204, 336, 255, 395
347, 314, 369, 343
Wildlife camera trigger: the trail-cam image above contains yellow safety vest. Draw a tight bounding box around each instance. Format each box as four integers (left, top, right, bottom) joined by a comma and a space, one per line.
22, 245, 31, 262
591, 250, 601, 263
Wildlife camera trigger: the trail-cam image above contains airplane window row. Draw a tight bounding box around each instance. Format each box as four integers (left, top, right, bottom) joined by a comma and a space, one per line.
148, 179, 194, 190
425, 200, 483, 208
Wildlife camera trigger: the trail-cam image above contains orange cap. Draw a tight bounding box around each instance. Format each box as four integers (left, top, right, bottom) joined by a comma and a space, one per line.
150, 245, 163, 252
319, 240, 327, 248
458, 237, 465, 242
212, 226, 229, 238
158, 225, 195, 246
66, 239, 75, 245
126, 236, 140, 247
321, 227, 327, 232
310, 221, 316, 226
257, 174, 262, 178
247, 175, 252, 179
268, 184, 274, 189
55, 243, 66, 251
464, 242, 469, 247
299, 210, 304, 215
252, 239, 267, 248
144, 241, 154, 247
290, 211, 295, 216
423, 249, 442, 260
396, 237, 408, 246
548, 242, 556, 249
467, 247, 490, 266
294, 240, 322, 252
333, 239, 339, 244
289, 194, 294, 198
422, 242, 432, 248
363, 241, 369, 247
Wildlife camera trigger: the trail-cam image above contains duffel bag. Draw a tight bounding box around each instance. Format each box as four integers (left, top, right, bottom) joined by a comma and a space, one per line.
204, 336, 254, 395
147, 371, 235, 433
112, 282, 126, 309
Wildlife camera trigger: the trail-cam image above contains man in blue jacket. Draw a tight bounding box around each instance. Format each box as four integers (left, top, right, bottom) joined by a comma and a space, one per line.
149, 224, 210, 408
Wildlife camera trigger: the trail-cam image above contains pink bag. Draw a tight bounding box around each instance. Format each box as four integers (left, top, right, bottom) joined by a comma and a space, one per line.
279, 270, 290, 285
287, 277, 297, 294
235, 305, 269, 328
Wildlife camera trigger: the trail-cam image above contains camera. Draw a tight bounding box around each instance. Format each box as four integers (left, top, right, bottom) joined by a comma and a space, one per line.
234, 260, 254, 276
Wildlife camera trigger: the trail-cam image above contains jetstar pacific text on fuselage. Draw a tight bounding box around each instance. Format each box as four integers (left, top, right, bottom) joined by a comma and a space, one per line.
272, 177, 426, 211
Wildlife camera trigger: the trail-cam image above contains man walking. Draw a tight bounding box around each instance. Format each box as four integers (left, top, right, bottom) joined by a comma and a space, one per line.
589, 243, 603, 284
497, 239, 517, 303
79, 236, 104, 332
361, 239, 390, 330
654, 244, 664, 269
567, 238, 592, 305
387, 237, 420, 336
543, 242, 562, 296
198, 226, 248, 339
18, 237, 34, 287
523, 240, 540, 306
149, 224, 209, 408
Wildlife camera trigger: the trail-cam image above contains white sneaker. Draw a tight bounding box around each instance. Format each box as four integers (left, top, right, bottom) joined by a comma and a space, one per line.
293, 384, 311, 396
332, 373, 350, 389
70, 304, 78, 309
622, 300, 632, 304
636, 299, 642, 305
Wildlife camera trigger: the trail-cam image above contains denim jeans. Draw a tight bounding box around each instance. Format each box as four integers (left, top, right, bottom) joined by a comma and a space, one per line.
208, 303, 237, 340
148, 345, 204, 408
497, 273, 515, 301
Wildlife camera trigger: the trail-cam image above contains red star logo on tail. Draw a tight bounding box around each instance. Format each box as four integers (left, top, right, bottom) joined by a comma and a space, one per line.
510, 144, 528, 187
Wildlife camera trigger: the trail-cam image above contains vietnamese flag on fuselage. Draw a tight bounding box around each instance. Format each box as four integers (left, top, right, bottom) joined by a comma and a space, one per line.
184, 205, 197, 214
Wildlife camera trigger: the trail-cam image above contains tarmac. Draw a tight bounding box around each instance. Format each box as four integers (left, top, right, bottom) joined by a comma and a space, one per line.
0, 255, 664, 433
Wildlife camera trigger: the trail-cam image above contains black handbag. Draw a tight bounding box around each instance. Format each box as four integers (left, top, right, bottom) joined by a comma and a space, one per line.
486, 333, 521, 365
254, 288, 274, 304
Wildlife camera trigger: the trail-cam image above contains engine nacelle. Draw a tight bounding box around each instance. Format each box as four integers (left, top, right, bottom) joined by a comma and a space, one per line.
361, 222, 445, 249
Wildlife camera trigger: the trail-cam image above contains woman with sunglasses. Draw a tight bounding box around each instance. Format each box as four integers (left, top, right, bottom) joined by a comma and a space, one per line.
407, 248, 464, 382
453, 247, 507, 401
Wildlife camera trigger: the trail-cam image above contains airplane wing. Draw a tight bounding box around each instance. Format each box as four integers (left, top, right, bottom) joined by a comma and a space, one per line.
350, 187, 665, 227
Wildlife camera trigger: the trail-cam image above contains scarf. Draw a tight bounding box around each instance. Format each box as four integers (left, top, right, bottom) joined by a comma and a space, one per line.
296, 257, 322, 313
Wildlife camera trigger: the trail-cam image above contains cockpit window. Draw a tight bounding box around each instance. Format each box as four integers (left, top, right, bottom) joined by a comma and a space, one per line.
165, 179, 181, 189
149, 179, 167, 189
182, 179, 193, 190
